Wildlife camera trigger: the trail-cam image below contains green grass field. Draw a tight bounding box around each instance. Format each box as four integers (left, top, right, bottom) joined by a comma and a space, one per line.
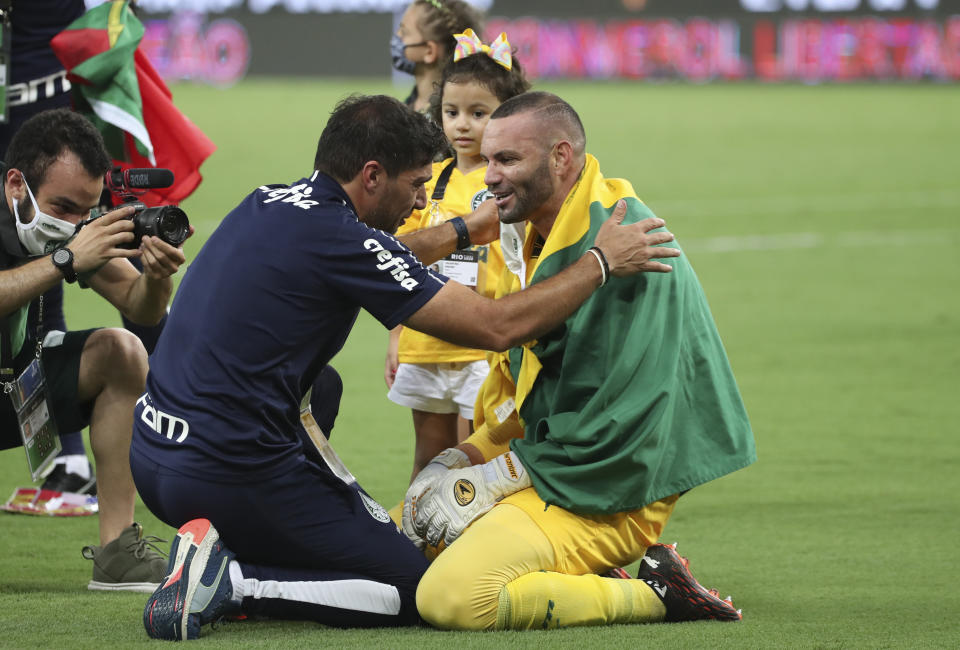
1, 80, 958, 648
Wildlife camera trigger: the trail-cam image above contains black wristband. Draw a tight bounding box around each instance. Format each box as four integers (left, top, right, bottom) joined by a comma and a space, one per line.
450, 217, 471, 250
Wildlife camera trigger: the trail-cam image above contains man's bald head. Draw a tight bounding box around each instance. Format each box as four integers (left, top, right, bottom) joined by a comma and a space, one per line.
481, 92, 589, 231
489, 91, 586, 157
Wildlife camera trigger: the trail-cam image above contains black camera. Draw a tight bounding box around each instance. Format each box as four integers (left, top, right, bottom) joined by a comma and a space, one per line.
102, 166, 190, 248
117, 202, 191, 249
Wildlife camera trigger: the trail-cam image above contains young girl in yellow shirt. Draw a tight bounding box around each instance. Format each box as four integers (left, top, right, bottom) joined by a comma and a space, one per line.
386, 30, 530, 481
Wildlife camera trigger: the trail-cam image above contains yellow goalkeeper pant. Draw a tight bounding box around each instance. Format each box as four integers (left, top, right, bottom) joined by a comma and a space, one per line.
416, 487, 677, 630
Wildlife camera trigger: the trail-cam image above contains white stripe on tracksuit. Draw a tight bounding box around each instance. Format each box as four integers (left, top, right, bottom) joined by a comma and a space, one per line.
230, 563, 401, 615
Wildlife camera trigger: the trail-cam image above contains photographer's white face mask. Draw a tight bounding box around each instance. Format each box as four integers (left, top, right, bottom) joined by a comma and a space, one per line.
12, 173, 77, 256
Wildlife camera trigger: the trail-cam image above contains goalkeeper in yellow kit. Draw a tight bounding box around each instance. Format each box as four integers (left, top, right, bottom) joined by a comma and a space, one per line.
403, 92, 757, 630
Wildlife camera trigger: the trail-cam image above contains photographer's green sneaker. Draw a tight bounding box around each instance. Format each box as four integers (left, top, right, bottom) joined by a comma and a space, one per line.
82, 523, 168, 593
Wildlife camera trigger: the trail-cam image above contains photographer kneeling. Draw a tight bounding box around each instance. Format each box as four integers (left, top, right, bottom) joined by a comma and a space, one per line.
0, 109, 187, 591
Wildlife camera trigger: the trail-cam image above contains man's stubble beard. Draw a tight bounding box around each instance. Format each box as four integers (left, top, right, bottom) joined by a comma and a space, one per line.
498, 156, 554, 225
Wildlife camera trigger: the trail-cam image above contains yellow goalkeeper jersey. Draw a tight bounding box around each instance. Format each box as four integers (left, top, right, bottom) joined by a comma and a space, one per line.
397, 158, 504, 363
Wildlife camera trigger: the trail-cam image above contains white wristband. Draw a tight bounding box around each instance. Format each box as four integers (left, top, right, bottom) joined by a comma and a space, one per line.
587, 247, 608, 287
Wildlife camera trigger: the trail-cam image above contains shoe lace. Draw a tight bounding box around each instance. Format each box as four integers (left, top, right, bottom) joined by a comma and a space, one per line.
128, 534, 169, 560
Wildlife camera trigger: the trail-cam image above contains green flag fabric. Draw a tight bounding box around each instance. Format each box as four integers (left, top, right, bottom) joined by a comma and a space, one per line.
506, 155, 756, 515
50, 1, 153, 163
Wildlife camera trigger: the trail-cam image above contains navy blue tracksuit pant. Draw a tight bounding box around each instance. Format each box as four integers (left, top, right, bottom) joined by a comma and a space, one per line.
130, 368, 427, 628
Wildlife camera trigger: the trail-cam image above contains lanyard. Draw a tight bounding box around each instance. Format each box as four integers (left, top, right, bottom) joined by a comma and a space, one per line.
431, 159, 457, 202
426, 159, 457, 228
0, 2, 10, 125
34, 294, 44, 358
1, 294, 44, 382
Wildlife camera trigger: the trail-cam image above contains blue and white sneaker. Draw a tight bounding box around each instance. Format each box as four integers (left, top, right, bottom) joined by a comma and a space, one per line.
143, 519, 238, 641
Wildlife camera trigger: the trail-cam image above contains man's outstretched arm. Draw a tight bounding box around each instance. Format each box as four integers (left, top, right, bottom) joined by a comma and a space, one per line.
404, 200, 679, 353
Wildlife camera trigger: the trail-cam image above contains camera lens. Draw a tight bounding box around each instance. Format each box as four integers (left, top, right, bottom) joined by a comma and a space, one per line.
133, 206, 190, 248
154, 207, 190, 247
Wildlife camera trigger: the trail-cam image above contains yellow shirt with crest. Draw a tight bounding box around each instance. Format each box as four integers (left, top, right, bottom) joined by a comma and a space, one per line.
396, 159, 504, 363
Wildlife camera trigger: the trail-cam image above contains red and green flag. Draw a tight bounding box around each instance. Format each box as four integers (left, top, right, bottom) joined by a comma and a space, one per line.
51, 0, 215, 205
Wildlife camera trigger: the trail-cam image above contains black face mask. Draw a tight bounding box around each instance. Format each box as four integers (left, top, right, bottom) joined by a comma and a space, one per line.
391, 34, 423, 75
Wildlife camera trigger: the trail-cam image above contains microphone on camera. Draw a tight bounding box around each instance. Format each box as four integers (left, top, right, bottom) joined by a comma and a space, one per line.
105, 167, 175, 192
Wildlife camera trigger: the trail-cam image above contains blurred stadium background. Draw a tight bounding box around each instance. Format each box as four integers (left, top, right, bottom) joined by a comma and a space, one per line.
1, 0, 958, 647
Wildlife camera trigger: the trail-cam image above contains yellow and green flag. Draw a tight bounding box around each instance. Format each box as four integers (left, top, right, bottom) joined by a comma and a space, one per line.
506, 155, 756, 515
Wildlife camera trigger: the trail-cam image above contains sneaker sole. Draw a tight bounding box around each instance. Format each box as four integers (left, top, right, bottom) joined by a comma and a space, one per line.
144, 519, 221, 641
42, 475, 98, 496
88, 580, 159, 593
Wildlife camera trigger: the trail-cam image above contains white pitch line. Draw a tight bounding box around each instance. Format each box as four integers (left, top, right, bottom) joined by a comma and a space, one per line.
683, 232, 822, 253
646, 188, 960, 218
170, 229, 957, 278
681, 228, 960, 254
179, 189, 960, 262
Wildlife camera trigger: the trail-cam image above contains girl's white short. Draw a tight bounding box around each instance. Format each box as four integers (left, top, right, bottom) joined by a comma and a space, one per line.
387, 360, 490, 419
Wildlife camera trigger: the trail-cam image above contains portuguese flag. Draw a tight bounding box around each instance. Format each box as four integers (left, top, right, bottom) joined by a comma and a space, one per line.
51, 0, 215, 205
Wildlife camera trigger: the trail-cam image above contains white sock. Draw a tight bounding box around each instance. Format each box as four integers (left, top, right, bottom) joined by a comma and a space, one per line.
229, 561, 245, 602
58, 454, 92, 479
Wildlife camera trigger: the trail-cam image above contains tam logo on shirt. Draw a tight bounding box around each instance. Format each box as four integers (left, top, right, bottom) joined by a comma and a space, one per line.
364, 239, 420, 291
137, 394, 190, 443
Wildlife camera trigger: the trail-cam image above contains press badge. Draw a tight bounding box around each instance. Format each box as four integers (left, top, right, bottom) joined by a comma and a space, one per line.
6, 358, 61, 481
437, 249, 479, 287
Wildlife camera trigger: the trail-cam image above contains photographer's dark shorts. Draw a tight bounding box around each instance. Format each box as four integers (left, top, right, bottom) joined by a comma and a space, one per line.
0, 329, 97, 451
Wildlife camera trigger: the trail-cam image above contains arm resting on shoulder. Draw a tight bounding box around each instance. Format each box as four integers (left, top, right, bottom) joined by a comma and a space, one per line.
404, 252, 602, 353
404, 201, 678, 351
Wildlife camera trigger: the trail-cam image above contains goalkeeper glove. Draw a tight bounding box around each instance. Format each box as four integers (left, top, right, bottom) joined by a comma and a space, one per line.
414, 450, 532, 548
401, 447, 471, 549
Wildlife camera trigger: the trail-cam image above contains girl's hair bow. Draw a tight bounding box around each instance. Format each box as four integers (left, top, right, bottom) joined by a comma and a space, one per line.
453, 28, 512, 70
